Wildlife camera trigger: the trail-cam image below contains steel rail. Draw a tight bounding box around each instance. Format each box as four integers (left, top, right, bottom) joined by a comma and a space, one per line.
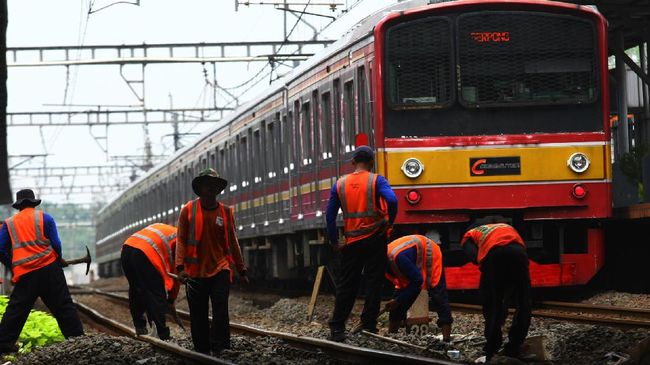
537, 301, 650, 320
88, 288, 459, 365
73, 299, 234, 365
450, 302, 650, 328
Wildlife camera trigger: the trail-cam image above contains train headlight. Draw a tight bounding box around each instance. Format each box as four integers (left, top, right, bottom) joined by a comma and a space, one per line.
401, 158, 424, 179
567, 153, 590, 173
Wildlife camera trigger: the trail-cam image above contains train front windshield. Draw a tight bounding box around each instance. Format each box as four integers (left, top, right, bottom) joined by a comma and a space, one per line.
383, 11, 603, 138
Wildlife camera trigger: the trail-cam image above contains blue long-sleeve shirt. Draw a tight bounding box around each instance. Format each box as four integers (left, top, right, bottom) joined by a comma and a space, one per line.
326, 173, 398, 246
0, 212, 63, 268
393, 246, 423, 303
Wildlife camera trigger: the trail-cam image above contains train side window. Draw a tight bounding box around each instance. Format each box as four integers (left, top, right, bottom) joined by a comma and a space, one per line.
266, 121, 276, 179
301, 100, 312, 166
320, 91, 332, 160
333, 79, 342, 157
312, 90, 319, 163
240, 135, 249, 189
282, 113, 292, 173
343, 80, 356, 152
228, 142, 238, 192
254, 128, 263, 184
357, 66, 370, 137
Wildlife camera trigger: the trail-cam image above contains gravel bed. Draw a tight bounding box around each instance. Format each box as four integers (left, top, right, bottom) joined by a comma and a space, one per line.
72, 294, 348, 365
12, 333, 185, 365
82, 278, 650, 364
583, 291, 650, 309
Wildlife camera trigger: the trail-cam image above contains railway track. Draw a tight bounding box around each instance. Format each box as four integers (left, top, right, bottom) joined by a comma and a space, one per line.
75, 288, 459, 365
450, 301, 650, 328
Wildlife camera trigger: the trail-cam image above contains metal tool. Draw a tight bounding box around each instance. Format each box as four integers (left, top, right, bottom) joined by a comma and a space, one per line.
166, 272, 186, 331
65, 246, 92, 275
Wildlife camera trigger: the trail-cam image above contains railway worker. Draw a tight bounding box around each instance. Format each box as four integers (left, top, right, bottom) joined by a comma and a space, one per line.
384, 234, 453, 342
175, 168, 248, 355
121, 223, 179, 340
0, 189, 84, 354
461, 222, 531, 361
326, 145, 398, 342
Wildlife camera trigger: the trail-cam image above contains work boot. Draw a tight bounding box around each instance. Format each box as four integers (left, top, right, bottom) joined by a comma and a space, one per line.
0, 344, 19, 354
157, 327, 171, 341
328, 329, 346, 342
135, 326, 148, 336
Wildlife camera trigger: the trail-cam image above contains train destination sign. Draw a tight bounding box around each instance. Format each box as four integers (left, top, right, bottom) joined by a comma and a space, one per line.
470, 157, 521, 176
470, 31, 510, 43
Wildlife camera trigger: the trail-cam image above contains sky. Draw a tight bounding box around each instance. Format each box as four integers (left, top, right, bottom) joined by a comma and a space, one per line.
6, 0, 396, 204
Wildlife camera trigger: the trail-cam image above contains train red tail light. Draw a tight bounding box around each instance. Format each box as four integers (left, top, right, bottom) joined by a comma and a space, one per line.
406, 189, 422, 205
572, 184, 587, 199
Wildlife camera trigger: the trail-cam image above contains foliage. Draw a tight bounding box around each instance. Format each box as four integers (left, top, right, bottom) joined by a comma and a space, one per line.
0, 295, 65, 355
619, 144, 648, 202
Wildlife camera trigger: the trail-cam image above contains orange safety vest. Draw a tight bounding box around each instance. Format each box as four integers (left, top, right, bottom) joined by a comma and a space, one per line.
183, 199, 233, 277
4, 208, 57, 283
123, 223, 177, 292
462, 223, 525, 264
336, 171, 388, 244
386, 235, 443, 290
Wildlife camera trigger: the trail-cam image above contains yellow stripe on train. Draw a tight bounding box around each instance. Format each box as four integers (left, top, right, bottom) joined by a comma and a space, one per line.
379, 144, 609, 186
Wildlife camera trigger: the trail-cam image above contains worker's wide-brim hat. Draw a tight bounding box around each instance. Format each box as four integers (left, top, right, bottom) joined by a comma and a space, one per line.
191, 168, 228, 195
12, 189, 42, 210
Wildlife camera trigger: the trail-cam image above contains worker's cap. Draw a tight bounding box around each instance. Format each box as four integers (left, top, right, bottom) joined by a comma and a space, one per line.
192, 168, 228, 195
352, 145, 374, 162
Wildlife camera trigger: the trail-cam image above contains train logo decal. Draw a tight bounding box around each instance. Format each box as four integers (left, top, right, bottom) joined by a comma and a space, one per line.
470, 157, 521, 176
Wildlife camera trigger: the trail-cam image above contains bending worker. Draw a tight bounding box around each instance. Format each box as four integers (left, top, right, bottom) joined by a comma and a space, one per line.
0, 189, 84, 354
384, 234, 452, 341
176, 168, 248, 355
461, 222, 531, 361
326, 145, 398, 342
121, 222, 179, 340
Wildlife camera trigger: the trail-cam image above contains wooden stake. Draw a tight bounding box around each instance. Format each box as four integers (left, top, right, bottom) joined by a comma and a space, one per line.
307, 266, 326, 321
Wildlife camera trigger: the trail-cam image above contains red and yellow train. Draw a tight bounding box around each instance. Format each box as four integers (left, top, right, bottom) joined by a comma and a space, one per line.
96, 0, 611, 289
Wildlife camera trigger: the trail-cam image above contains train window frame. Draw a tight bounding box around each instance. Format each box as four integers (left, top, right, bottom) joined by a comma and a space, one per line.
357, 65, 370, 137
311, 89, 319, 165
253, 126, 263, 184
343, 78, 356, 152
282, 112, 292, 174
333, 79, 342, 158
384, 16, 455, 110
320, 90, 333, 161
266, 119, 277, 179
455, 11, 599, 108
300, 98, 312, 166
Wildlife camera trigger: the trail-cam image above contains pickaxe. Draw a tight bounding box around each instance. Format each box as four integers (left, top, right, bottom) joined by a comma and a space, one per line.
65, 246, 92, 275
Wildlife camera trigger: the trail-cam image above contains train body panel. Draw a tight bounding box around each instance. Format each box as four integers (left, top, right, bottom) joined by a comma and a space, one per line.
96, 0, 612, 289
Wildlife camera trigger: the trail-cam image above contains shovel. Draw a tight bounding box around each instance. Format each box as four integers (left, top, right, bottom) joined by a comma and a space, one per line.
64, 246, 92, 275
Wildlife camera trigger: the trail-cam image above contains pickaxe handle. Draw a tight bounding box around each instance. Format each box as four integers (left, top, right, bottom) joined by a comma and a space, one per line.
65, 246, 92, 275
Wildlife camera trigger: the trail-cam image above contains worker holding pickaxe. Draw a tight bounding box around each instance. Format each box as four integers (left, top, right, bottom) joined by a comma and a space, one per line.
121, 223, 181, 340
0, 189, 85, 355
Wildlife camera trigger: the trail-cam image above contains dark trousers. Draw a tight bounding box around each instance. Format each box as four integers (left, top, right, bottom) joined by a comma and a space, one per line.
0, 261, 84, 351
479, 243, 531, 359
389, 271, 453, 327
121, 246, 170, 339
329, 233, 387, 332
186, 270, 230, 353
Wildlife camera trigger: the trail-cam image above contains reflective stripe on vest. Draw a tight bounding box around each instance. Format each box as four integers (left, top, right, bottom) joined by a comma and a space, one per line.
143, 226, 175, 268
387, 235, 442, 290
5, 209, 56, 283
338, 172, 388, 242
183, 199, 232, 270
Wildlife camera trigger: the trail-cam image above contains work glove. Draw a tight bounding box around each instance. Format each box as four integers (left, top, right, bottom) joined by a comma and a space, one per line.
331, 243, 346, 253
177, 270, 190, 284
384, 299, 400, 312
60, 258, 69, 268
